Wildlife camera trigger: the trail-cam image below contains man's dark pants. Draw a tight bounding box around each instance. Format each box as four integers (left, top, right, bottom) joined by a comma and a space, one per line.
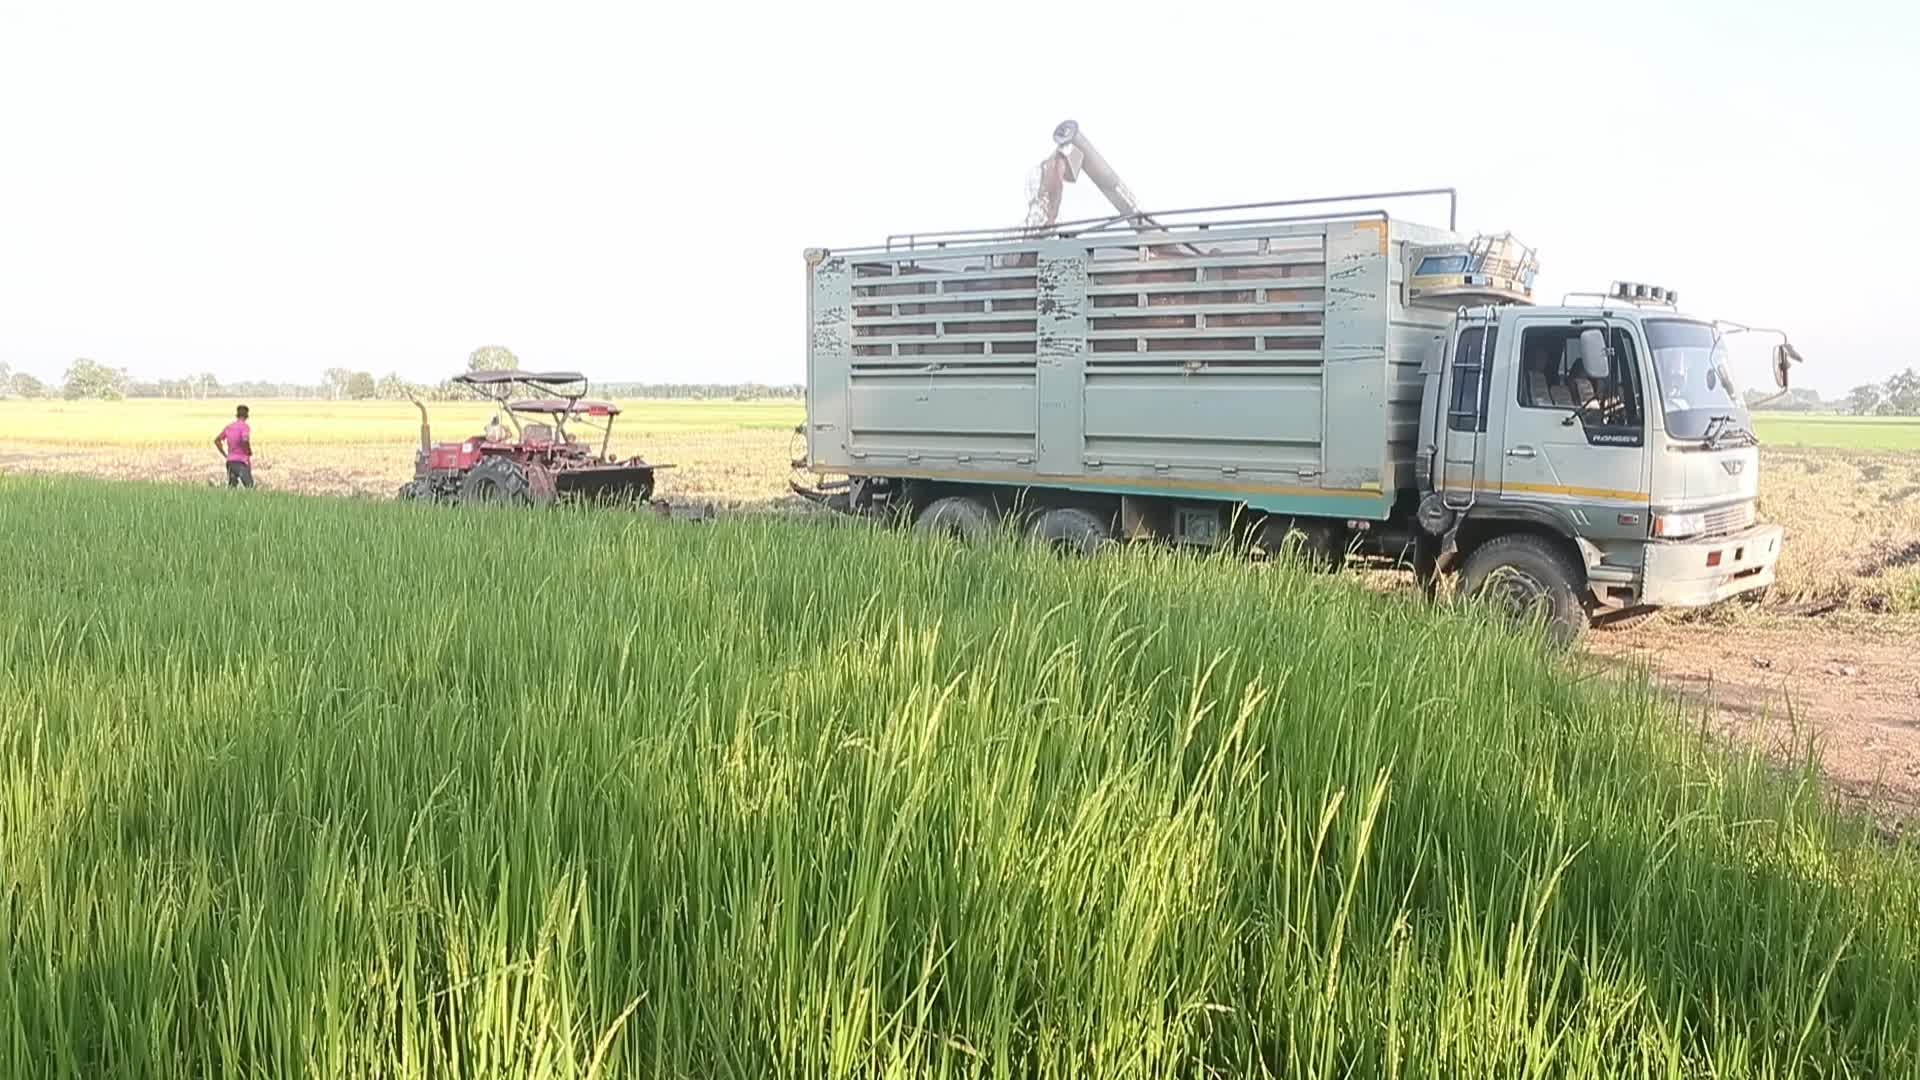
226, 461, 254, 488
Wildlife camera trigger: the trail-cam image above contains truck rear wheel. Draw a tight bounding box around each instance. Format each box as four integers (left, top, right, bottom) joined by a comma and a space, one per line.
1458, 534, 1588, 646
1027, 506, 1113, 556
913, 495, 993, 543
1258, 516, 1343, 571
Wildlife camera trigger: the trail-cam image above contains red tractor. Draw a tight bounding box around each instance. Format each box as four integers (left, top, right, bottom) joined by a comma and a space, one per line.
398, 370, 670, 506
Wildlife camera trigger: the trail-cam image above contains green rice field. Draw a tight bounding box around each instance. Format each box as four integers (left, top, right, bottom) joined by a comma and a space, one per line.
3, 475, 1917, 1077
1752, 413, 1920, 452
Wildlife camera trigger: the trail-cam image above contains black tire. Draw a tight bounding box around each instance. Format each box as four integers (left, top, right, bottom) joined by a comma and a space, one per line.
1411, 535, 1442, 601
1257, 516, 1343, 571
1458, 534, 1589, 646
1591, 604, 1658, 631
1027, 506, 1114, 556
459, 456, 535, 505
913, 494, 993, 543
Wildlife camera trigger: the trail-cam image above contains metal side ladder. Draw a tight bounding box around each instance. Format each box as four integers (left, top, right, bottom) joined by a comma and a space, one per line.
1440, 319, 1495, 512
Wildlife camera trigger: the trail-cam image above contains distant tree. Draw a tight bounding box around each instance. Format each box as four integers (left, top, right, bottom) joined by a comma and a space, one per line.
0, 360, 10, 395
193, 372, 220, 399
1747, 386, 1824, 412
1884, 368, 1920, 416
467, 345, 519, 372
1848, 384, 1884, 417
322, 367, 354, 401
10, 372, 49, 399
62, 358, 128, 401
346, 371, 377, 400
375, 373, 410, 400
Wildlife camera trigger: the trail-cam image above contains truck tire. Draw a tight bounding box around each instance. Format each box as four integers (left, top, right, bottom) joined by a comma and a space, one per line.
1591, 605, 1657, 632
459, 456, 536, 505
1458, 534, 1588, 646
1258, 516, 1343, 571
1027, 506, 1113, 556
914, 495, 993, 543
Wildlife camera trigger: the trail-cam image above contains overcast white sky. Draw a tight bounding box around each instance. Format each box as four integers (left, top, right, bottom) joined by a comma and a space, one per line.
2, 0, 1914, 395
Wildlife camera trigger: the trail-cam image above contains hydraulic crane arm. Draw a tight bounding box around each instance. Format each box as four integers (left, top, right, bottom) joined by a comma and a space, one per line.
1023, 120, 1197, 255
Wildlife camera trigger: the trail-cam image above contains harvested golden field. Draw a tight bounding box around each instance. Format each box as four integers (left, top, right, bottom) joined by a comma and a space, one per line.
1753, 446, 1920, 614
0, 398, 805, 508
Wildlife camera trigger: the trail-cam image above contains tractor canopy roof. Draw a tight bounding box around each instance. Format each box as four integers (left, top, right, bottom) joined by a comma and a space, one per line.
508, 398, 621, 417
455, 369, 587, 387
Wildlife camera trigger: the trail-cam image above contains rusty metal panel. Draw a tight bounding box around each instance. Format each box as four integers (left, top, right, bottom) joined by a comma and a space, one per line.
806, 209, 1461, 520
1082, 368, 1324, 478
1319, 221, 1390, 491
1385, 222, 1457, 494
807, 251, 852, 469
1034, 243, 1088, 475
845, 368, 1037, 471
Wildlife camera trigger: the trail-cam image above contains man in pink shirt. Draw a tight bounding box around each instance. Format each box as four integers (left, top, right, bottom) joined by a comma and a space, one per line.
213, 405, 255, 488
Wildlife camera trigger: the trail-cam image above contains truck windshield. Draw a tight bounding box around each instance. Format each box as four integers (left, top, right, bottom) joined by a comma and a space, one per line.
1645, 319, 1746, 440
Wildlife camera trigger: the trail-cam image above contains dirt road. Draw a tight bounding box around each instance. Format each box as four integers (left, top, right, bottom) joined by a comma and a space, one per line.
1588, 616, 1920, 832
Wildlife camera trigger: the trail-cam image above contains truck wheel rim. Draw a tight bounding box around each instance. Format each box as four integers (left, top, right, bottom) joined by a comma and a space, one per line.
1482, 566, 1549, 619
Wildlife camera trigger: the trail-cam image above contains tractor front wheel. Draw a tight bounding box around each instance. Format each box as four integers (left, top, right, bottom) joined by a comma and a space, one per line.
459, 457, 539, 505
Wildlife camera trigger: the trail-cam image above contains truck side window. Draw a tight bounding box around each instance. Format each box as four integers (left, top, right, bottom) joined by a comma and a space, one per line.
1517, 326, 1644, 446
1447, 327, 1497, 433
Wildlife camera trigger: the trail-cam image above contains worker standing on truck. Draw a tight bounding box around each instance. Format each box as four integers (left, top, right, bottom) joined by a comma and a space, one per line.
214, 405, 254, 488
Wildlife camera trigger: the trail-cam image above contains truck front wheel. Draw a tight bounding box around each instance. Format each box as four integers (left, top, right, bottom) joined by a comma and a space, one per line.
1458, 535, 1588, 646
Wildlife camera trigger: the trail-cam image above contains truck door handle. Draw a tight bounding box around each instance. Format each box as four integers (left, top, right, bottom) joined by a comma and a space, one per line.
1507, 445, 1537, 459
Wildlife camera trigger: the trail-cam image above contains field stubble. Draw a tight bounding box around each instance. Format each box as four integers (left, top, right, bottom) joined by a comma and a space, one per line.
0, 399, 804, 508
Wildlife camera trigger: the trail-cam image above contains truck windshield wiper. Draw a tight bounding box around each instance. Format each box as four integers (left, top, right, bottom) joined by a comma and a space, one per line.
1701, 414, 1758, 449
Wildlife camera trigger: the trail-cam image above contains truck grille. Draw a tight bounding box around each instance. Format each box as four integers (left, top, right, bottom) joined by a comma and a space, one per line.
1701, 501, 1756, 539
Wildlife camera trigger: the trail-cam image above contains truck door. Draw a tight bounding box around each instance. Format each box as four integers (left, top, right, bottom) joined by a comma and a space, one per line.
1498, 317, 1651, 533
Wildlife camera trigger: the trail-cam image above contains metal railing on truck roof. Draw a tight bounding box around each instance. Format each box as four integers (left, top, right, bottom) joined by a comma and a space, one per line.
880, 186, 1459, 253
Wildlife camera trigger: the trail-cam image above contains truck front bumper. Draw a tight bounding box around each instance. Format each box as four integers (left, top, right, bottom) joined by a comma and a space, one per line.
1638, 524, 1783, 608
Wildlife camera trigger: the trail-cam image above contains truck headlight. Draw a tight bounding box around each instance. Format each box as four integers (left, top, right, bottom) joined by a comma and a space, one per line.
1652, 511, 1706, 539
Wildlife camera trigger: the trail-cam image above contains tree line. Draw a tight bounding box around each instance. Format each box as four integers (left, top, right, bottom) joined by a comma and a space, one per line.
0, 346, 800, 403
1847, 369, 1920, 417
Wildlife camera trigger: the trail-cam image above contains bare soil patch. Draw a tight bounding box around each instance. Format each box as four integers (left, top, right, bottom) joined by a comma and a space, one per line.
1589, 616, 1920, 832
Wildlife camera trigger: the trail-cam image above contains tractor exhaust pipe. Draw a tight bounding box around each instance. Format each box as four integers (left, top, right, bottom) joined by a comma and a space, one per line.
405, 393, 432, 455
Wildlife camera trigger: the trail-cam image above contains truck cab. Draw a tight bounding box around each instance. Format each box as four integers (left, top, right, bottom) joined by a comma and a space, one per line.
1416, 287, 1786, 638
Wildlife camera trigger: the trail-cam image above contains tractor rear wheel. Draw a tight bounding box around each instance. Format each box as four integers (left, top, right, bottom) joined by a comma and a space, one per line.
459, 457, 538, 505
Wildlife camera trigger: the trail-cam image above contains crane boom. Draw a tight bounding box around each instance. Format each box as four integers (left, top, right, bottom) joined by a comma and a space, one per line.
1022, 120, 1195, 256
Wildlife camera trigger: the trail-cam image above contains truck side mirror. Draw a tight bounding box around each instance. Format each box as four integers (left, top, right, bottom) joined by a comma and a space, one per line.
1772, 341, 1802, 389
1578, 328, 1611, 380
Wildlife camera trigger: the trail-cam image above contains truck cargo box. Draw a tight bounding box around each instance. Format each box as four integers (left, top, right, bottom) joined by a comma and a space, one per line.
803, 205, 1463, 520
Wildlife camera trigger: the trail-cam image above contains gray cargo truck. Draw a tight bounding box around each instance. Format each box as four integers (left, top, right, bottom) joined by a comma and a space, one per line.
797, 166, 1803, 643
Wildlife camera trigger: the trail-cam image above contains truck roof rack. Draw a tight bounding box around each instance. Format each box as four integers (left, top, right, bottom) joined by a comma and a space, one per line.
882, 187, 1459, 252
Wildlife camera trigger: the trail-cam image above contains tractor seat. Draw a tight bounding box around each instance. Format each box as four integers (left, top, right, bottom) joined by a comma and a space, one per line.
521, 421, 555, 443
